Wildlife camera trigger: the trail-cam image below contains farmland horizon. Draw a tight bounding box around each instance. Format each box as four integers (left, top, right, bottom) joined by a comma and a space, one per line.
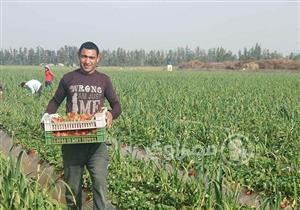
2, 43, 300, 68
1, 44, 299, 56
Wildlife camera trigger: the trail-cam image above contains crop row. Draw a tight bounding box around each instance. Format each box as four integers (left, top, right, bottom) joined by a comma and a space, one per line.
0, 66, 299, 208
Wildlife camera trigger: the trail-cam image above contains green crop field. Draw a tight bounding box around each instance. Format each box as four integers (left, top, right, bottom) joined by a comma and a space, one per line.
0, 65, 299, 209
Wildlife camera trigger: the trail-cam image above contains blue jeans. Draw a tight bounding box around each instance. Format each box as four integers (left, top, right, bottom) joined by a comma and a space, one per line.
62, 143, 109, 210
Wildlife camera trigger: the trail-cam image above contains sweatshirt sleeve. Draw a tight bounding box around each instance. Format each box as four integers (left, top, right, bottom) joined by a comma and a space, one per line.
45, 78, 67, 114
104, 77, 122, 119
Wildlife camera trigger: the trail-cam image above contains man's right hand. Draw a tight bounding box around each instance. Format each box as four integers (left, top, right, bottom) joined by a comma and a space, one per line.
40, 113, 50, 130
40, 113, 60, 130
41, 113, 50, 123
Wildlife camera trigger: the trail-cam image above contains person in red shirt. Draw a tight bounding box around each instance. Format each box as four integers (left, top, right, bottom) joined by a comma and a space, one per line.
44, 65, 54, 90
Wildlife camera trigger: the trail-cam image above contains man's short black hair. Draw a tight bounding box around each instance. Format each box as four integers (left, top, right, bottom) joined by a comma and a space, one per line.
20, 82, 26, 87
79, 41, 99, 55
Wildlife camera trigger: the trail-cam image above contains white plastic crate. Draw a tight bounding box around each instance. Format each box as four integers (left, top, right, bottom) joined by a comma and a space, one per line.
44, 112, 106, 132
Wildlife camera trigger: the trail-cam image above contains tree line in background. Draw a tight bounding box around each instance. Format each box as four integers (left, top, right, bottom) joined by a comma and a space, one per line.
1, 43, 299, 66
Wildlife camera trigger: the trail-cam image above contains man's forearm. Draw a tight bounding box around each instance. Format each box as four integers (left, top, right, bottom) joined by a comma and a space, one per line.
46, 98, 61, 114
110, 102, 122, 119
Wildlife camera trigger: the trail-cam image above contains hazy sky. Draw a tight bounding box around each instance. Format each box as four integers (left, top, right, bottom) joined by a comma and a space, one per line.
1, 0, 299, 55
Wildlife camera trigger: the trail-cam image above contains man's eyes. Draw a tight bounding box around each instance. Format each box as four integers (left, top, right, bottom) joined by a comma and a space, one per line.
80, 55, 96, 60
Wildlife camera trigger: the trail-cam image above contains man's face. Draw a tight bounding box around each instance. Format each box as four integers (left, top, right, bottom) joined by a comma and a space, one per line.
79, 48, 100, 74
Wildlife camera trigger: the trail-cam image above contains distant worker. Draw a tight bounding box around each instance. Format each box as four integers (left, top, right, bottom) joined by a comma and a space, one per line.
166, 58, 173, 71
0, 83, 3, 100
44, 65, 54, 90
20, 79, 42, 96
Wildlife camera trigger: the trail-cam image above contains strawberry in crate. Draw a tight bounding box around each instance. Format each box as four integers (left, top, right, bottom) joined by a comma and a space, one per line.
51, 112, 93, 123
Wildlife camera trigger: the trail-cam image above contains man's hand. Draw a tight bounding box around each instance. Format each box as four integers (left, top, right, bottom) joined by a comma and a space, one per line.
40, 113, 50, 129
41, 113, 50, 123
40, 113, 60, 130
106, 111, 113, 128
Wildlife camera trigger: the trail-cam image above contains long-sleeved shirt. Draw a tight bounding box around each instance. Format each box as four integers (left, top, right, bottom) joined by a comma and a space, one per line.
25, 79, 42, 94
46, 69, 121, 119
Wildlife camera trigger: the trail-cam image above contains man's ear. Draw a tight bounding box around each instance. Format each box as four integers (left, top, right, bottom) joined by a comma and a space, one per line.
97, 53, 102, 63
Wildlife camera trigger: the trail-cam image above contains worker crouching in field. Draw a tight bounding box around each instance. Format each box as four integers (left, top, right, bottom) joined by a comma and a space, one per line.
42, 41, 122, 210
20, 79, 43, 97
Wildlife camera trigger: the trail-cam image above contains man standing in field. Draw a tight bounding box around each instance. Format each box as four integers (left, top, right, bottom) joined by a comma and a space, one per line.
43, 41, 121, 210
44, 64, 54, 91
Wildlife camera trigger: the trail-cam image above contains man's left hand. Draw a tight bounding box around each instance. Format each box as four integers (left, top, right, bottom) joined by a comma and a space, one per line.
106, 111, 113, 128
